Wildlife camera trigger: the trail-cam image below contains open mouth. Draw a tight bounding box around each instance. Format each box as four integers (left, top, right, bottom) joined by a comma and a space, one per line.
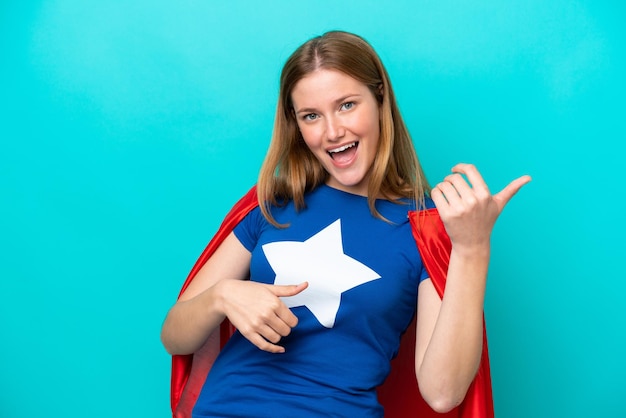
327, 141, 358, 162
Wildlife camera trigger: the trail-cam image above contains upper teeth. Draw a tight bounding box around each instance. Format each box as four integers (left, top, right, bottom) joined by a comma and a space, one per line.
329, 142, 356, 153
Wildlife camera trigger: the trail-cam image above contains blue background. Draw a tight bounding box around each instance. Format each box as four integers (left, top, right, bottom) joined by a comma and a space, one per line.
2, 1, 624, 417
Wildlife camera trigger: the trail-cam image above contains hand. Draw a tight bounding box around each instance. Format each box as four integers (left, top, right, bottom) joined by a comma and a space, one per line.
430, 163, 531, 251
217, 280, 308, 353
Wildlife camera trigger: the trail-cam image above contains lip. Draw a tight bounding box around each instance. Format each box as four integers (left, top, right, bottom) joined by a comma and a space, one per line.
326, 141, 358, 155
327, 141, 359, 167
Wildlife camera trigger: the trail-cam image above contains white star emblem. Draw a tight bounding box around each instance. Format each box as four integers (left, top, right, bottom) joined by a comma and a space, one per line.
262, 219, 381, 328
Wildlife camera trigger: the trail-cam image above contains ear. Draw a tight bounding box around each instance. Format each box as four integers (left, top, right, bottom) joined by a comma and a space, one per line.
377, 84, 385, 116
376, 83, 385, 110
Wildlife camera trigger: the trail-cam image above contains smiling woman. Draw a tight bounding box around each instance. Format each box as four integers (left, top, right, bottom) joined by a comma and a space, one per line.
160, 30, 530, 418
291, 69, 382, 196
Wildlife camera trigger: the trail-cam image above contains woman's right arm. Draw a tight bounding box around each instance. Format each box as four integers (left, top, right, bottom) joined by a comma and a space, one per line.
160, 231, 251, 355
160, 231, 307, 355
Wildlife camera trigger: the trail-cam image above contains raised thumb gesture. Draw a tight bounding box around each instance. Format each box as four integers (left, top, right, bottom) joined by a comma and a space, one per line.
431, 163, 531, 249
492, 172, 532, 213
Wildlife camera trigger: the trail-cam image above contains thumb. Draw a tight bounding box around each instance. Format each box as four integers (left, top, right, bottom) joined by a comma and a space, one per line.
494, 175, 532, 210
267, 282, 309, 297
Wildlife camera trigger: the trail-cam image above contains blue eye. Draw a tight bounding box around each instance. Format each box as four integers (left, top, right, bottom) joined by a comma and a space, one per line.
303, 113, 318, 121
341, 102, 354, 111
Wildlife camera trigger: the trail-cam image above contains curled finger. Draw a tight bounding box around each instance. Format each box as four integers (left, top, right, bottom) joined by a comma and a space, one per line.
274, 304, 299, 330
451, 163, 490, 194
259, 323, 284, 344
266, 313, 294, 338
248, 332, 286, 354
436, 180, 463, 206
430, 184, 448, 208
444, 173, 473, 196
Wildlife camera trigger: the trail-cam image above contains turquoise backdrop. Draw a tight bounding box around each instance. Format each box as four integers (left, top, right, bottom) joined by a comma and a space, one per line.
2, 1, 624, 417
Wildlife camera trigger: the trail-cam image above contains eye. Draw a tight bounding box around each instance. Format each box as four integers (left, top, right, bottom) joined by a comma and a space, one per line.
303, 113, 318, 121
340, 101, 355, 111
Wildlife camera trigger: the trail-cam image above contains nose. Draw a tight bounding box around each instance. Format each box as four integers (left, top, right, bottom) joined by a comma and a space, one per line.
325, 116, 345, 141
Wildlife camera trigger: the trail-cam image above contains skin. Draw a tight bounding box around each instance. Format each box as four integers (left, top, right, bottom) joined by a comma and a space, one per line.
416, 164, 530, 412
291, 69, 381, 197
160, 68, 531, 413
160, 233, 305, 355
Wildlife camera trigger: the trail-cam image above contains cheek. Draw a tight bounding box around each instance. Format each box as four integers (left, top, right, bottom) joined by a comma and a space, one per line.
371, 110, 382, 141
299, 126, 322, 150
356, 114, 380, 140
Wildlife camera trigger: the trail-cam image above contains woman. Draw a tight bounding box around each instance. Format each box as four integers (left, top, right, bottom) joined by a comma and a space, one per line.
161, 31, 530, 417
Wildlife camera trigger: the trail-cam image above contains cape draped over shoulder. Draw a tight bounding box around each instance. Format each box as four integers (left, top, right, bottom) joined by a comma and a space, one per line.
169, 186, 494, 418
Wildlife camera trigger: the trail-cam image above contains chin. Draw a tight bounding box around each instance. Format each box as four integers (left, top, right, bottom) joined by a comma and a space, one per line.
330, 179, 369, 195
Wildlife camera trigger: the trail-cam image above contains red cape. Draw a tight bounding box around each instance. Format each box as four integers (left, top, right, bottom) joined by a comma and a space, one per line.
170, 186, 494, 417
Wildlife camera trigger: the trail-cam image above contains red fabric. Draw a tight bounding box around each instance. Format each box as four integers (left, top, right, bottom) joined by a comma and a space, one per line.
170, 186, 257, 418
170, 187, 494, 417
403, 210, 493, 417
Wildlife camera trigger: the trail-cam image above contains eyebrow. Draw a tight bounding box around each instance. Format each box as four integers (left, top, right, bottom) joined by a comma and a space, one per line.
294, 94, 362, 114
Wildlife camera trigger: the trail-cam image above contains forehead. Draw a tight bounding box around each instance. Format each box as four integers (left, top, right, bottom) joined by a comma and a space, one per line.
291, 69, 370, 106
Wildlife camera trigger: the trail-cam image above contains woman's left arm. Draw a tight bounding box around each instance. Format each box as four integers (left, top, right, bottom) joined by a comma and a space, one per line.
414, 163, 531, 413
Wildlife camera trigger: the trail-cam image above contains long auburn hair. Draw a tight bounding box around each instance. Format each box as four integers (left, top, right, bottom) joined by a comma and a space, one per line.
257, 31, 430, 226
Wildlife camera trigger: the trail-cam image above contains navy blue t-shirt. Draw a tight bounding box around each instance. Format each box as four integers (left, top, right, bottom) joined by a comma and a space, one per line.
193, 185, 433, 417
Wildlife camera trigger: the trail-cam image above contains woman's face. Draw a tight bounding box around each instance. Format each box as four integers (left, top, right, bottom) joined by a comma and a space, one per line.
291, 69, 381, 197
